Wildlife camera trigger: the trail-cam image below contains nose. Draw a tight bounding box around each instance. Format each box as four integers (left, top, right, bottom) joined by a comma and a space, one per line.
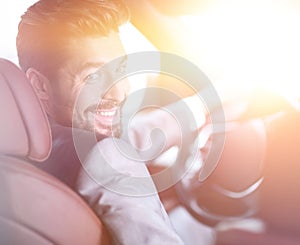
103, 78, 130, 103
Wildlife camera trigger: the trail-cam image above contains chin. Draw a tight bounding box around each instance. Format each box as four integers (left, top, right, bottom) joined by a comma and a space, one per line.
95, 125, 122, 140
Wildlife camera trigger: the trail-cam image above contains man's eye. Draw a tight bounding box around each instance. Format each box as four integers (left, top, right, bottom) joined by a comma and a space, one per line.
84, 72, 100, 83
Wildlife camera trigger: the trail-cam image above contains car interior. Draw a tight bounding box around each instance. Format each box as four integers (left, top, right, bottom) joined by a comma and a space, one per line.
0, 58, 112, 244
1, 0, 300, 244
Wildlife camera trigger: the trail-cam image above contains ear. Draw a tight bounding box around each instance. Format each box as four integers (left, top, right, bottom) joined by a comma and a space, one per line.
26, 68, 54, 117
26, 68, 50, 100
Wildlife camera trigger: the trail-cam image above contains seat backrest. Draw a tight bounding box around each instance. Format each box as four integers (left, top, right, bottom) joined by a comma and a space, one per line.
0, 58, 51, 162
0, 58, 108, 244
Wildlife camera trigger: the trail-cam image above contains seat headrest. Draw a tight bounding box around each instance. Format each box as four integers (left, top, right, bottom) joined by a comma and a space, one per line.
0, 58, 51, 162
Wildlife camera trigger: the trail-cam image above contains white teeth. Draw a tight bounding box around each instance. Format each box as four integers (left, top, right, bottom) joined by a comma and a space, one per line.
97, 110, 116, 117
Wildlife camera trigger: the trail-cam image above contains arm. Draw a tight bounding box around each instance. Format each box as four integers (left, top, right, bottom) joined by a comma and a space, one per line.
76, 138, 183, 245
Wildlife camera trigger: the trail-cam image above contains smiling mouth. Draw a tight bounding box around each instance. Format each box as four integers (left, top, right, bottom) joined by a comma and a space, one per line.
96, 110, 117, 117
85, 99, 123, 137
93, 108, 120, 125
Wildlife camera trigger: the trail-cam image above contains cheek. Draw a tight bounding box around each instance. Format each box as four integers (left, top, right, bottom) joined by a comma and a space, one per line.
50, 88, 78, 124
52, 75, 79, 108
54, 88, 76, 109
54, 102, 73, 124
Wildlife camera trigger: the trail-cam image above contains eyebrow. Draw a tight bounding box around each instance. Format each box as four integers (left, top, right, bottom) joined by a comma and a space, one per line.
76, 62, 105, 75
77, 55, 128, 75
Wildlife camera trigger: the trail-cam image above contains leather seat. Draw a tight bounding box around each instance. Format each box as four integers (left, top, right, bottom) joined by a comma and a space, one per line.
0, 58, 108, 244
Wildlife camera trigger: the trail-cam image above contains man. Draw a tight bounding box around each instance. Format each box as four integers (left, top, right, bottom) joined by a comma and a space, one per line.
17, 0, 183, 244
17, 0, 129, 139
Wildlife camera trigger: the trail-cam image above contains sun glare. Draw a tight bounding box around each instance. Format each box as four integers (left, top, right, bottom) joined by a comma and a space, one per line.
181, 0, 300, 100
2, 1, 300, 102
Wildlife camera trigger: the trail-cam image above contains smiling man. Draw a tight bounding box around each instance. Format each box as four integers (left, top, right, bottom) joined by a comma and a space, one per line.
17, 1, 130, 138
16, 0, 183, 244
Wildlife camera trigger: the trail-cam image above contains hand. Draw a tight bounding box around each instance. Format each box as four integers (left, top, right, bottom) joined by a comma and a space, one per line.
125, 95, 206, 161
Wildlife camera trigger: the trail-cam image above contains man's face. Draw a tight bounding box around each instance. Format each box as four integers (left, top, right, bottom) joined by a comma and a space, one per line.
47, 32, 130, 138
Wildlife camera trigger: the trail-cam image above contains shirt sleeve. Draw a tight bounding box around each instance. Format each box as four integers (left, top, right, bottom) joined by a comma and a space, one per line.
76, 137, 184, 245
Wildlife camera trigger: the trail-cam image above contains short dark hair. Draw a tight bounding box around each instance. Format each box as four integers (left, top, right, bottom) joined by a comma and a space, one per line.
17, 0, 129, 79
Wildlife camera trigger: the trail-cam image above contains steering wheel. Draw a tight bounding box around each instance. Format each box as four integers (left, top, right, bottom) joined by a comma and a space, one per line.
175, 118, 266, 227
174, 89, 300, 227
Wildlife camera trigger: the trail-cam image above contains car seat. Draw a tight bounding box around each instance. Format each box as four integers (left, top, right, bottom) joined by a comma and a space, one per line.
0, 58, 110, 244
